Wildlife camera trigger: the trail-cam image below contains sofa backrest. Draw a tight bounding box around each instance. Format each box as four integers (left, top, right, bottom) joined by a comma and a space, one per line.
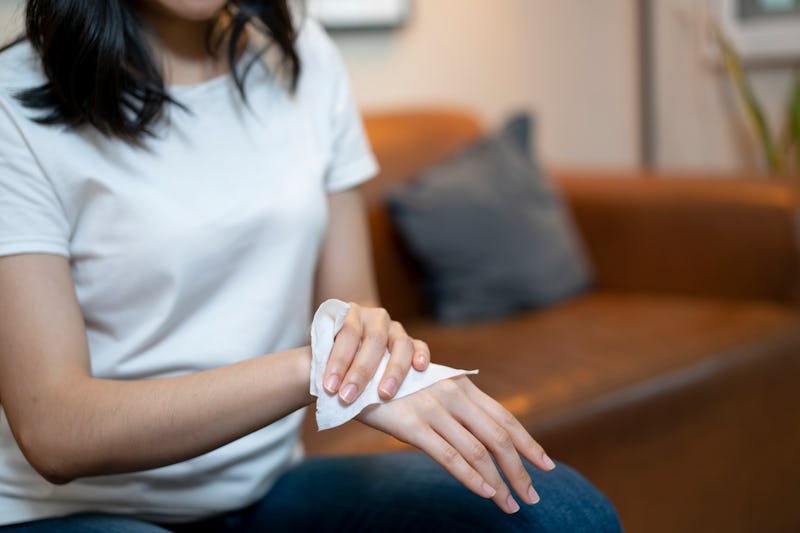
360, 110, 800, 317
557, 170, 800, 306
361, 110, 483, 320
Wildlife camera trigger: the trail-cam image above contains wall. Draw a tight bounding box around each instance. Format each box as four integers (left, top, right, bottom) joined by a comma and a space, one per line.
653, 0, 795, 174
330, 0, 641, 169
3, 0, 794, 174
0, 0, 21, 38
0, 0, 641, 169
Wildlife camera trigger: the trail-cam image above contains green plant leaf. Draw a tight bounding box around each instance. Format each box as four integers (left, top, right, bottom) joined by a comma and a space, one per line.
791, 72, 800, 172
711, 19, 782, 175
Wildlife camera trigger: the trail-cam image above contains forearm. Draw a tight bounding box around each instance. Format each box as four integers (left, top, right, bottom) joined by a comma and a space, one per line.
13, 346, 313, 484
314, 267, 380, 309
314, 188, 381, 309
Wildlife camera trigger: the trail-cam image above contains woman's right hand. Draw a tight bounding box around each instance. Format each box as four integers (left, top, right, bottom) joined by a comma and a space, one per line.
356, 375, 556, 514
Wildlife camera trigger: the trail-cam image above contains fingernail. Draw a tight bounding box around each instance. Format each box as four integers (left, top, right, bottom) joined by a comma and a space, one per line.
415, 355, 427, 367
481, 482, 496, 498
506, 495, 520, 513
542, 453, 556, 471
379, 377, 397, 397
340, 383, 358, 403
527, 486, 540, 505
324, 374, 341, 393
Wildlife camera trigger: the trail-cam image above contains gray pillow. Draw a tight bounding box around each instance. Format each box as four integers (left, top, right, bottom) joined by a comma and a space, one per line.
387, 113, 592, 323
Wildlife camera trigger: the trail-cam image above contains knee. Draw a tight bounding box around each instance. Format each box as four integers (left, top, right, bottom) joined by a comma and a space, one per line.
514, 461, 622, 533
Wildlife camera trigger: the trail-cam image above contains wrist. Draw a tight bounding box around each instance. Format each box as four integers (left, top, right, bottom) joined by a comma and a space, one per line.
292, 345, 314, 406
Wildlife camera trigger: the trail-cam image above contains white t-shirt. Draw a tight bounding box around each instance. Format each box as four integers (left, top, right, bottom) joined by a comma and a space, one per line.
0, 18, 378, 525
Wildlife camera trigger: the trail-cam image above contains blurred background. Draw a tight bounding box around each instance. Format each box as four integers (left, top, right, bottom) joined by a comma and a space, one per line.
0, 0, 796, 174
1, 1, 798, 532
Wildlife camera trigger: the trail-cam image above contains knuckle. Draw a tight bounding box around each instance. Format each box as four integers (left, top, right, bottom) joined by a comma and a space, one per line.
468, 441, 490, 463
467, 470, 485, 489
492, 427, 514, 450
364, 331, 388, 348
442, 444, 460, 465
392, 336, 414, 355
393, 417, 424, 445
401, 410, 425, 430
437, 379, 461, 397
416, 391, 440, 416
336, 324, 360, 344
498, 407, 518, 428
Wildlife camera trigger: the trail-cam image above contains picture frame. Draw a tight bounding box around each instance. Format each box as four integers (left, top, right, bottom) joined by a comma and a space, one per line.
706, 0, 800, 63
307, 0, 411, 30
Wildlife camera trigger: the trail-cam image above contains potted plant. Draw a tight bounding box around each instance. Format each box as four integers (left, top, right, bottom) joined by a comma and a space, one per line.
711, 18, 800, 185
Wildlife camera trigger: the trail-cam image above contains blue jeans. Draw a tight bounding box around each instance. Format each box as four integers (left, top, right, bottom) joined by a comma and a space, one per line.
2, 452, 621, 532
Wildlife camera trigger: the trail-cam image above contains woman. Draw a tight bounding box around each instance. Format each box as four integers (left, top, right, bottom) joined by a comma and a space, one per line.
0, 1, 621, 531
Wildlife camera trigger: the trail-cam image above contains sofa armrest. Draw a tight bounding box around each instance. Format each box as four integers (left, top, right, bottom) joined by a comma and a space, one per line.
554, 170, 800, 305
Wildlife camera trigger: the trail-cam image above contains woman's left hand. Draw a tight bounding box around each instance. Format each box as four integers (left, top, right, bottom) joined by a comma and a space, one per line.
357, 375, 555, 514
322, 303, 430, 403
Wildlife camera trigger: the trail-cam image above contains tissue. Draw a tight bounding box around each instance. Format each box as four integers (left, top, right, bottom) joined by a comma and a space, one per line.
310, 299, 478, 430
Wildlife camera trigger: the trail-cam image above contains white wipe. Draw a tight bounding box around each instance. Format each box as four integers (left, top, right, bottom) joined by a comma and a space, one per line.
310, 299, 478, 430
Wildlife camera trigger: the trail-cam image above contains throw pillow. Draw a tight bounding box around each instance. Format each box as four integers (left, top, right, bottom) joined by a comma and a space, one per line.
387, 112, 592, 323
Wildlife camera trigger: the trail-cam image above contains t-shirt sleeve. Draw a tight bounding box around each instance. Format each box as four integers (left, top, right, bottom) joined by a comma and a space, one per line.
0, 101, 70, 258
313, 24, 379, 193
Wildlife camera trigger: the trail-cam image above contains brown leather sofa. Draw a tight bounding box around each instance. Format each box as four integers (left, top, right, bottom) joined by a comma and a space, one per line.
301, 110, 800, 533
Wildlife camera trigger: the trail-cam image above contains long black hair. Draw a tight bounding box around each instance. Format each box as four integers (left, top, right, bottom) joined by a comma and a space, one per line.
7, 0, 301, 140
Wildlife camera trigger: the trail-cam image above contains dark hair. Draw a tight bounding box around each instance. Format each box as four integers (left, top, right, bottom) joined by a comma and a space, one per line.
8, 0, 301, 140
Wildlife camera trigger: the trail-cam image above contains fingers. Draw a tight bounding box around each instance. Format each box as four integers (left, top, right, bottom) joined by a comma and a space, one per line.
323, 302, 432, 404
434, 380, 539, 510
338, 305, 390, 404
377, 321, 414, 399
462, 379, 556, 473
323, 307, 362, 395
452, 399, 539, 508
411, 338, 430, 371
358, 379, 552, 515
407, 426, 500, 504
429, 407, 526, 514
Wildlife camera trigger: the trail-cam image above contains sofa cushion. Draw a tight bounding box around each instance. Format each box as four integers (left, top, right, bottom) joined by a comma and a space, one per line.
387, 113, 591, 323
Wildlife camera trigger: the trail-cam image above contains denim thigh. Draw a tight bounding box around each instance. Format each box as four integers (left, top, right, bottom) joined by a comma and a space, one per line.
3, 452, 622, 532
1, 514, 171, 532
222, 451, 622, 533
